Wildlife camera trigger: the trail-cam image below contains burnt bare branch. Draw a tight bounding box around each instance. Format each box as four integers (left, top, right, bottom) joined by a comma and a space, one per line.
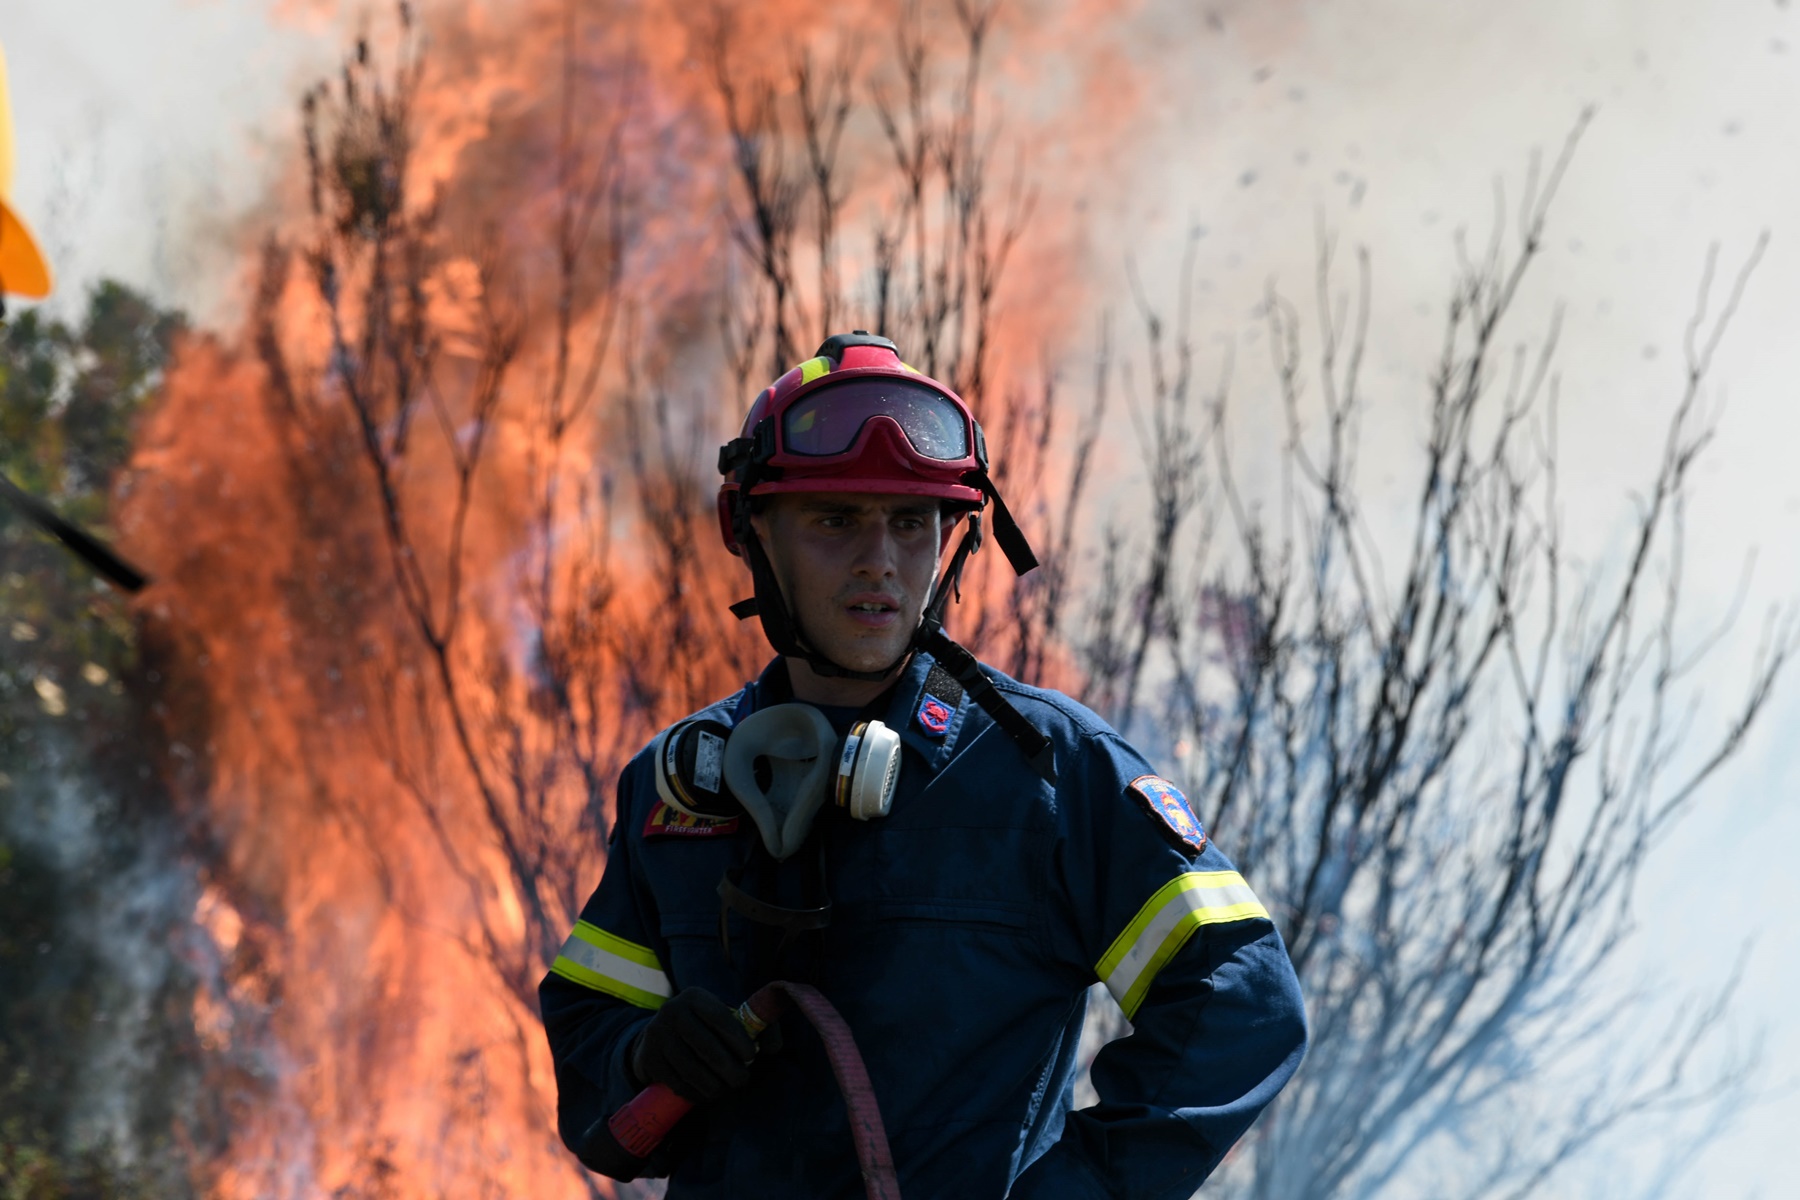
1086, 116, 1785, 1198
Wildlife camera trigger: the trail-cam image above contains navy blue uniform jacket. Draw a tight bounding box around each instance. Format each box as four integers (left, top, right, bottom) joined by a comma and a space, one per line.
539, 651, 1306, 1197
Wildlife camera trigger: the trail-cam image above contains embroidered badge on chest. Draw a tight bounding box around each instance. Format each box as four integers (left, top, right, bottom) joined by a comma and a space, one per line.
916, 694, 953, 737
1128, 774, 1207, 854
642, 802, 740, 840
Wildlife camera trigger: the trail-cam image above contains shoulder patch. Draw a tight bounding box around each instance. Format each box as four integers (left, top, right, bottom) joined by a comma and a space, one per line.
914, 664, 963, 738
643, 802, 740, 840
916, 694, 953, 736
1128, 775, 1207, 854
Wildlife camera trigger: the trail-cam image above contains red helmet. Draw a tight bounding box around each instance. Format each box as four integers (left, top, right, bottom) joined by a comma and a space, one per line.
712, 332, 1053, 776
717, 332, 987, 555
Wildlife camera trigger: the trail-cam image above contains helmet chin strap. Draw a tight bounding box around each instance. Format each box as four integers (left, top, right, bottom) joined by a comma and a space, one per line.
730, 529, 901, 684
729, 502, 989, 684
729, 515, 1057, 783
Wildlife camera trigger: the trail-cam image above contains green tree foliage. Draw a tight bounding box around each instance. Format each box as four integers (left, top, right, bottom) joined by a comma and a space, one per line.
1, 282, 179, 753
0, 282, 191, 1200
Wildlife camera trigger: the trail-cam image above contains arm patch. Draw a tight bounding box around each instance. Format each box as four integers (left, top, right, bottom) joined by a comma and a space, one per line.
643, 802, 739, 839
1128, 774, 1207, 854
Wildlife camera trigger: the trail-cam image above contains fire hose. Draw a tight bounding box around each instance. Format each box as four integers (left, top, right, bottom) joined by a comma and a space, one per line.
579, 980, 900, 1200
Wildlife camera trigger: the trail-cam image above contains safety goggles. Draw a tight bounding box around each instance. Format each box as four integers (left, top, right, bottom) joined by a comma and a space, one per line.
780, 378, 971, 461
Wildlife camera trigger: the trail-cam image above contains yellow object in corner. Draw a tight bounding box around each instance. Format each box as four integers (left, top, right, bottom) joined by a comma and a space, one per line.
0, 40, 54, 300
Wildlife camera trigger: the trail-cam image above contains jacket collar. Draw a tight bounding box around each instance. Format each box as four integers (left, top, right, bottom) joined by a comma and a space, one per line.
878, 649, 968, 775
739, 651, 968, 776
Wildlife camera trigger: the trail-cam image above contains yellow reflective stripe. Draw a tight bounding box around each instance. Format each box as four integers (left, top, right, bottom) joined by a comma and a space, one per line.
798, 356, 832, 384
898, 361, 920, 373
1097, 871, 1269, 1019
549, 920, 671, 1010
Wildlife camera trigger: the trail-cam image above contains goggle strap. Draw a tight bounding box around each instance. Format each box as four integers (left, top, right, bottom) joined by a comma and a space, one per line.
725, 421, 785, 487
717, 436, 755, 477
969, 472, 1039, 576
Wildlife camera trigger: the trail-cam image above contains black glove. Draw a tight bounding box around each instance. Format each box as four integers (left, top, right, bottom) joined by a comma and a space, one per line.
628, 987, 765, 1103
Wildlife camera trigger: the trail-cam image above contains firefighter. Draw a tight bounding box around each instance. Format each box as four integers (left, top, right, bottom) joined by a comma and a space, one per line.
540, 332, 1307, 1197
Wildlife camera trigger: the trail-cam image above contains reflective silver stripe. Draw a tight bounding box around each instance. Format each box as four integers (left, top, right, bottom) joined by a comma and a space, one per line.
550, 921, 672, 1009
1098, 872, 1269, 1019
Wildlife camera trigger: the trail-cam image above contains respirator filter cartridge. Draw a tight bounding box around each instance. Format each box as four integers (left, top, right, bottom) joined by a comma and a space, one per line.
651, 717, 738, 820
835, 720, 902, 820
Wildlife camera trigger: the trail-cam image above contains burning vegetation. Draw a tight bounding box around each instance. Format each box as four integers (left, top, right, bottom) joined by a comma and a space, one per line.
106, 1, 1101, 1194
3, 0, 1788, 1197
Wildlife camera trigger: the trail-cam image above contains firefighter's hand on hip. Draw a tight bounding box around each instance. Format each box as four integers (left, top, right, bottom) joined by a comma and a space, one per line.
628, 987, 777, 1103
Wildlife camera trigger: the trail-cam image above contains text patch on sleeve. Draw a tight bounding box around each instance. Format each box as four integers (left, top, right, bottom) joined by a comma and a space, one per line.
643, 802, 739, 840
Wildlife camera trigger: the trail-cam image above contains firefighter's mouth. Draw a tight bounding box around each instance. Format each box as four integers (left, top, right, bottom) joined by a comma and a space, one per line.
845, 596, 901, 627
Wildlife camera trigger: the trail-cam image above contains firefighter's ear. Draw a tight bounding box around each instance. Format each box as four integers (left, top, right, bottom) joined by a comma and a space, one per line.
938, 509, 965, 553
750, 494, 807, 556
747, 500, 775, 549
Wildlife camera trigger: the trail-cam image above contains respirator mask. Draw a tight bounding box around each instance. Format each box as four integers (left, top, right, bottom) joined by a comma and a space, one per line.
650, 703, 902, 859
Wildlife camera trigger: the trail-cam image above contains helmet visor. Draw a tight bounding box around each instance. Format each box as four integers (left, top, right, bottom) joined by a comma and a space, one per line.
781, 378, 970, 461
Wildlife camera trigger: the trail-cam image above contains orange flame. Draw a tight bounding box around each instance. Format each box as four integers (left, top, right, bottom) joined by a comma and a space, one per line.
114, 0, 1187, 1193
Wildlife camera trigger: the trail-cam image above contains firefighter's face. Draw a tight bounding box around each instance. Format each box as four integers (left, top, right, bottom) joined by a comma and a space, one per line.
752, 493, 947, 677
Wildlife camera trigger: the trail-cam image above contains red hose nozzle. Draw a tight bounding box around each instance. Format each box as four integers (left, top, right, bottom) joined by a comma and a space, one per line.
575, 982, 899, 1199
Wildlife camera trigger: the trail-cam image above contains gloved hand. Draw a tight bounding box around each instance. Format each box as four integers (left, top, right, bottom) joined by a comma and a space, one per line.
628, 987, 774, 1103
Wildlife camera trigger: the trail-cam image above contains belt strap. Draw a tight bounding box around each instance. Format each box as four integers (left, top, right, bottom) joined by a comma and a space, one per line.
718, 873, 833, 932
